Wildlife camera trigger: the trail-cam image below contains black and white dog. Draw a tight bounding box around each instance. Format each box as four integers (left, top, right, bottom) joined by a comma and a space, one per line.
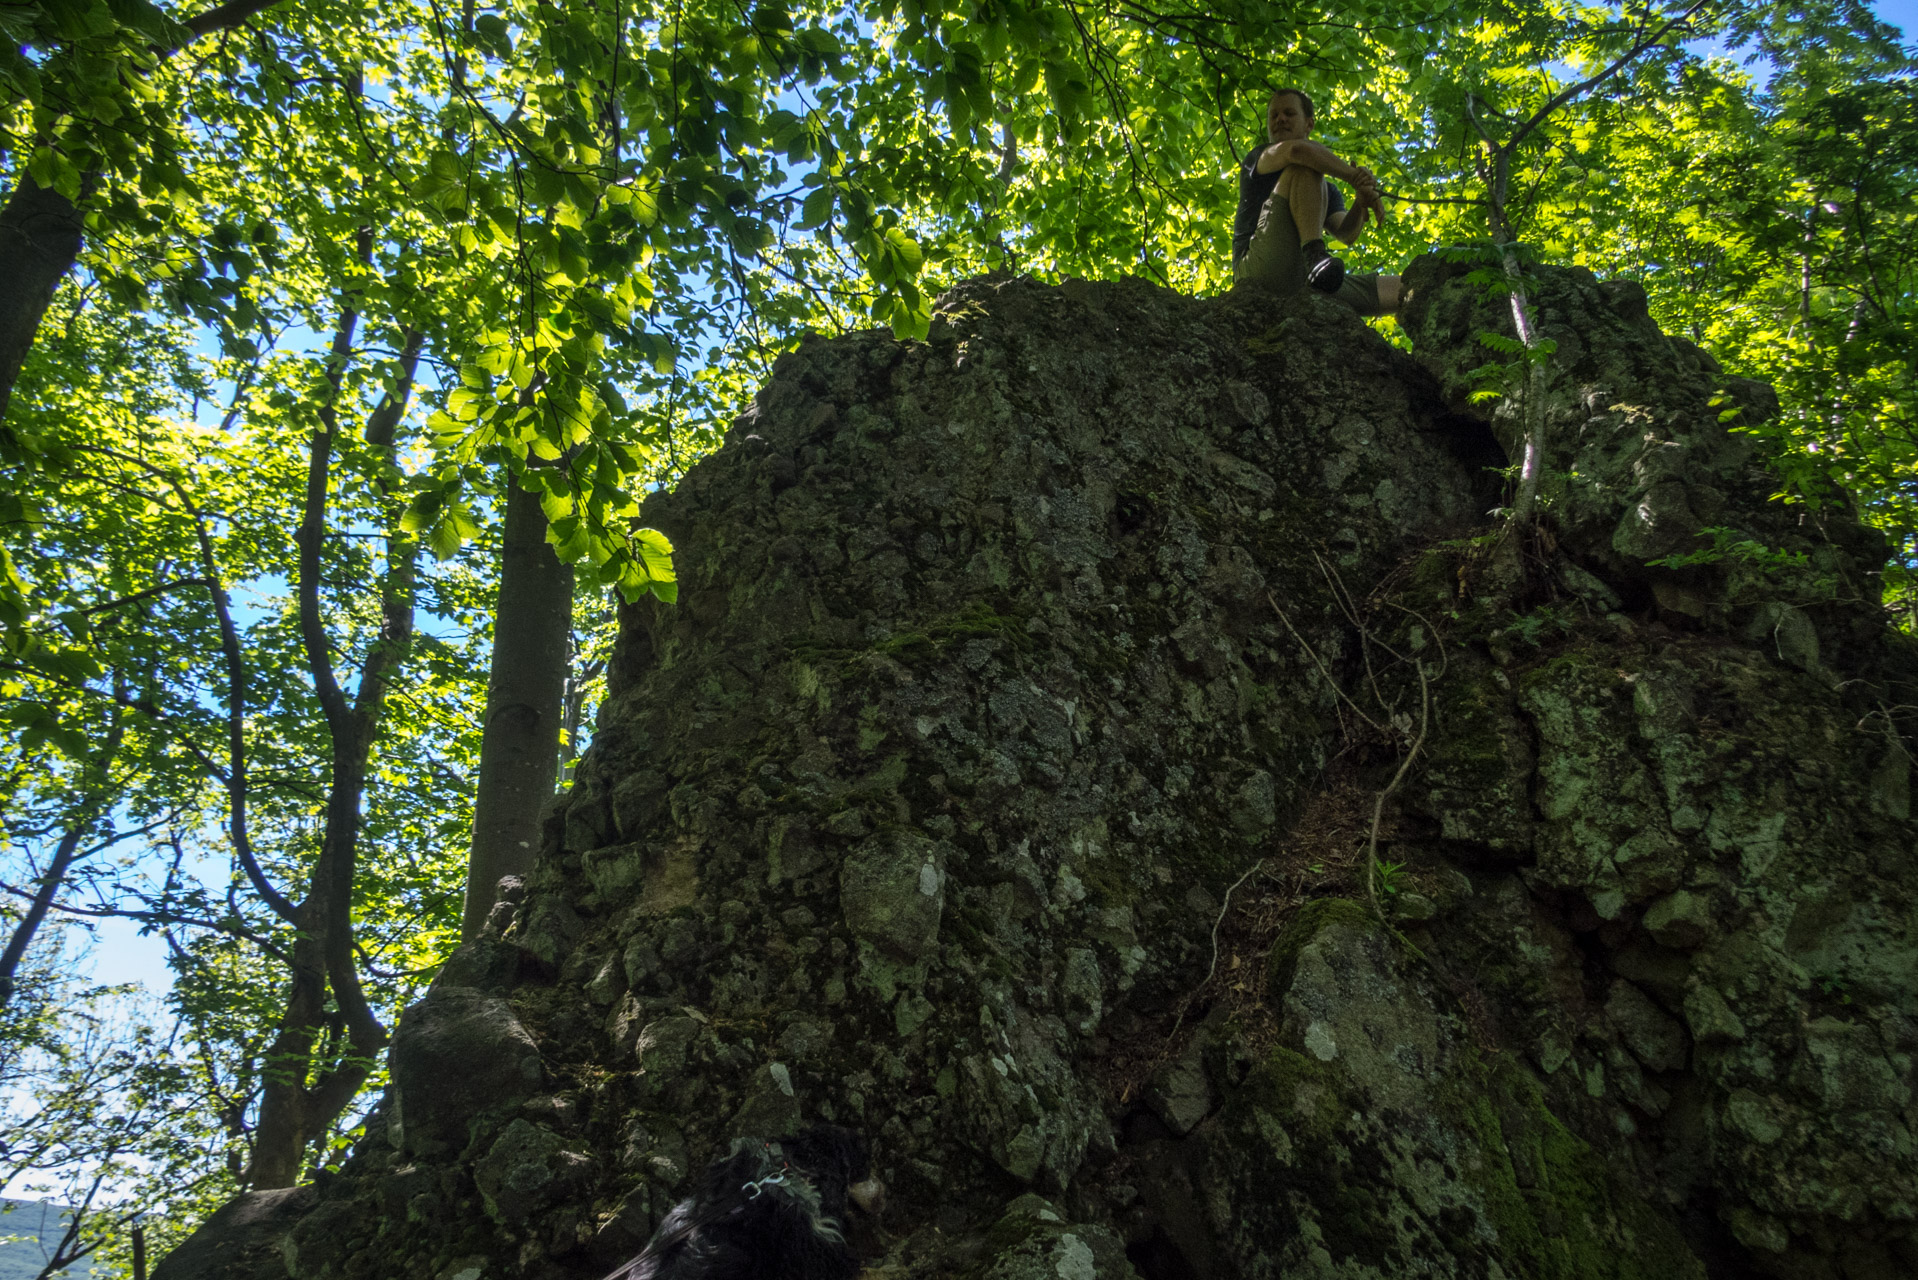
602, 1124, 882, 1280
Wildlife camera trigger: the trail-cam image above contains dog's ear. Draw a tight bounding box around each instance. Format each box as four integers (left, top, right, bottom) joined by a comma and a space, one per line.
838, 1128, 871, 1184
786, 1122, 868, 1183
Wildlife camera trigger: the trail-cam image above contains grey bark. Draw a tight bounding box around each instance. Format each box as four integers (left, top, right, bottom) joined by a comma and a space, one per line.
251, 286, 420, 1190
0, 824, 87, 1005
0, 705, 126, 1004
461, 478, 573, 940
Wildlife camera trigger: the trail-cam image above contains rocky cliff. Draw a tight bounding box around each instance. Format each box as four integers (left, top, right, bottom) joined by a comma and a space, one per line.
156, 257, 1918, 1280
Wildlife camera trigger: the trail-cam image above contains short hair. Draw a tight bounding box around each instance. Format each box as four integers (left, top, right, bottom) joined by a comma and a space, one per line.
1269, 87, 1315, 123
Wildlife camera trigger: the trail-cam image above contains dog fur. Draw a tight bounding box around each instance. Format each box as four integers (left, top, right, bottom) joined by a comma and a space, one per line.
601, 1123, 878, 1280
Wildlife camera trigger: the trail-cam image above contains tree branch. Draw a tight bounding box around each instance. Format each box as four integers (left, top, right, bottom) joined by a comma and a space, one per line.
0, 661, 227, 782
294, 229, 372, 742
0, 883, 297, 972
0, 825, 88, 1004
1505, 0, 1711, 155
73, 577, 213, 618
60, 442, 296, 923
180, 0, 287, 41
320, 322, 425, 1056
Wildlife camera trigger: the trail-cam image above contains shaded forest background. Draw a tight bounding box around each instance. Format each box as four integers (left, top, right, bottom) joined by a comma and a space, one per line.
0, 0, 1911, 1271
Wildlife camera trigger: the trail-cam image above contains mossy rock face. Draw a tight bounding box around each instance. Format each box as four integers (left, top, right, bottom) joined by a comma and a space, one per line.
964, 1194, 1140, 1280
497, 272, 1491, 1258
1186, 906, 1702, 1280
159, 266, 1918, 1280
1399, 256, 1891, 636
1413, 631, 1918, 1275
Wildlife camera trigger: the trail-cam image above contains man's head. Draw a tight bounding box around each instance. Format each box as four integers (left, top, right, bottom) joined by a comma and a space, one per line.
1267, 88, 1314, 143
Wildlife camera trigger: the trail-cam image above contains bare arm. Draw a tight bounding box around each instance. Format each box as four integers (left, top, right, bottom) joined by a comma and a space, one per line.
1329, 201, 1368, 244
1334, 168, 1387, 243
1254, 139, 1364, 183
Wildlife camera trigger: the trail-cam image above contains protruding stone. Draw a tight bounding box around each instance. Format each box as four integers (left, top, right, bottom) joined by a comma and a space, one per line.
1643, 889, 1714, 949
973, 1196, 1140, 1280
632, 1015, 701, 1097
1144, 1036, 1212, 1136
151, 1187, 316, 1280
389, 990, 543, 1157
1605, 979, 1689, 1072
1683, 983, 1747, 1043
1390, 892, 1438, 923
1059, 948, 1104, 1035
1742, 600, 1823, 674
727, 1063, 803, 1141
473, 1120, 593, 1225
840, 830, 946, 961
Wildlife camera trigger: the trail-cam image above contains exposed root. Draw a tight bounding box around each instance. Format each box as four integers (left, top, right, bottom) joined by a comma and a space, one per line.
1103, 782, 1381, 1109
1105, 551, 1465, 1109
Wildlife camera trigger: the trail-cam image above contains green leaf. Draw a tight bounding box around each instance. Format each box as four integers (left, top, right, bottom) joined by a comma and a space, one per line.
884, 226, 924, 275
798, 184, 835, 229
633, 527, 676, 587
400, 489, 446, 533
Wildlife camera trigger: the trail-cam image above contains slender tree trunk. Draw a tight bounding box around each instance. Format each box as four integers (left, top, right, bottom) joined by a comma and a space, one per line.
250, 299, 422, 1189
1459, 0, 1709, 525
0, 825, 86, 1004
462, 478, 573, 940
558, 656, 604, 788
1480, 141, 1547, 526
1801, 205, 1816, 324
1500, 246, 1548, 526
0, 711, 124, 1002
0, 177, 85, 423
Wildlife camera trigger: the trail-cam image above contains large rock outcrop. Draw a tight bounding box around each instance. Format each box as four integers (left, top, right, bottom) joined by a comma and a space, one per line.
157, 260, 1918, 1280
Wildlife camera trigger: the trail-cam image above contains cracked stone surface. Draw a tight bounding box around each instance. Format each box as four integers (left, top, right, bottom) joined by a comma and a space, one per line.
157, 265, 1918, 1280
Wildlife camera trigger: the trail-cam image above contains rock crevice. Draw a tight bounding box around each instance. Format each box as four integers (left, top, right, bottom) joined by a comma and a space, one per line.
158, 262, 1918, 1280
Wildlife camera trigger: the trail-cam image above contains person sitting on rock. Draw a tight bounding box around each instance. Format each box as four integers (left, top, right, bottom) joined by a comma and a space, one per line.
1232, 87, 1400, 316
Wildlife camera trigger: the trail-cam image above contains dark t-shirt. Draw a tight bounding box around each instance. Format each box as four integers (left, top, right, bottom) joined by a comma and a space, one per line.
1233, 146, 1346, 263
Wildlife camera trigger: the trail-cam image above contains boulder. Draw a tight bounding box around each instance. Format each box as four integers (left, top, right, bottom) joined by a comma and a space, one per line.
158, 266, 1918, 1280
151, 1187, 313, 1280
388, 987, 544, 1157
1189, 903, 1702, 1279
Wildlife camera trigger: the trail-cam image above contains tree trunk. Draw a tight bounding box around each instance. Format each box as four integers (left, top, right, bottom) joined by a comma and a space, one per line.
0, 177, 85, 424
1499, 244, 1548, 525
461, 478, 573, 940
249, 302, 420, 1189
0, 709, 125, 1003
0, 824, 86, 1004
0, 0, 289, 424
250, 903, 327, 1188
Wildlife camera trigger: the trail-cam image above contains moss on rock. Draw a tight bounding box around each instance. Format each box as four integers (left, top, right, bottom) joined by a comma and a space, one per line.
156, 265, 1918, 1280
1199, 902, 1705, 1279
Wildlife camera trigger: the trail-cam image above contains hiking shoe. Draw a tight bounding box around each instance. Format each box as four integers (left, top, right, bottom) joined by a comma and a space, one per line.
1302, 238, 1345, 292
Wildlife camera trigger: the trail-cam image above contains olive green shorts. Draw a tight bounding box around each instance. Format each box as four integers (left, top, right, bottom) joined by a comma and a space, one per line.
1233, 185, 1386, 317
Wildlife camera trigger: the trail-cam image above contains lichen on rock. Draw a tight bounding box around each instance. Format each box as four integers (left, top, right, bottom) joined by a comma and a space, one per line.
156, 264, 1917, 1280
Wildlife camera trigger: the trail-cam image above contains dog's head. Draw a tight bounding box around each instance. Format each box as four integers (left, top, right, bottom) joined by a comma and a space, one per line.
606, 1124, 881, 1280
775, 1122, 884, 1220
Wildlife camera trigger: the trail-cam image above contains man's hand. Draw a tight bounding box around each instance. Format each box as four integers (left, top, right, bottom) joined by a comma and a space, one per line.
1351, 167, 1387, 223
1324, 166, 1382, 243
